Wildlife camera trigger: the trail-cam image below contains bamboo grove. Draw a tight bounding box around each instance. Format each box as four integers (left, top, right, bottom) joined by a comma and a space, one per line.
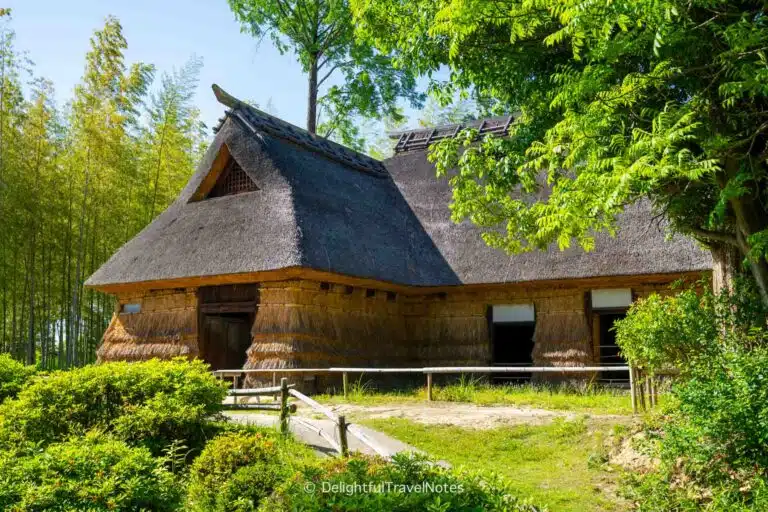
0, 14, 207, 368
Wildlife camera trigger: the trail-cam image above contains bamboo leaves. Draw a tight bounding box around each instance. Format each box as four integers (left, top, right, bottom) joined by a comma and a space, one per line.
0, 16, 206, 367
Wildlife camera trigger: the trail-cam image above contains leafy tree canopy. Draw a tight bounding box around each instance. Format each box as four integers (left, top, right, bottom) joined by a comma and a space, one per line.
353, 0, 768, 304
227, 0, 425, 147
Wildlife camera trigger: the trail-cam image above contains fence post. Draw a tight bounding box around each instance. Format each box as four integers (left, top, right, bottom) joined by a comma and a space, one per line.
232, 375, 239, 408
426, 372, 433, 401
629, 365, 637, 415
343, 372, 349, 398
338, 415, 349, 457
279, 378, 289, 435
638, 369, 646, 412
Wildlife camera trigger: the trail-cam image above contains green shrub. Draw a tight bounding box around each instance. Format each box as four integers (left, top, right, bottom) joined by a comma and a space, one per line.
261, 452, 541, 512
0, 358, 228, 455
615, 279, 768, 510
0, 431, 182, 511
187, 431, 301, 512
0, 354, 36, 403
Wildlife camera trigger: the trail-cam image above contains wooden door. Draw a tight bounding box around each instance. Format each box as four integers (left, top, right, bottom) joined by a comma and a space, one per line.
201, 314, 252, 371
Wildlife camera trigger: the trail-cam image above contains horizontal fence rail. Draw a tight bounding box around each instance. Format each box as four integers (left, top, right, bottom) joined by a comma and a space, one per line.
221, 377, 387, 458
214, 365, 673, 416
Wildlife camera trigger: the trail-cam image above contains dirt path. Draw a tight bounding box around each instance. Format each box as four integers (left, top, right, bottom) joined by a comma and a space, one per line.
295, 402, 630, 429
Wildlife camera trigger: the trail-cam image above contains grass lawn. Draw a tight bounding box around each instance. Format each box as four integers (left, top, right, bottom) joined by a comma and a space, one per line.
316, 379, 635, 415
363, 416, 627, 512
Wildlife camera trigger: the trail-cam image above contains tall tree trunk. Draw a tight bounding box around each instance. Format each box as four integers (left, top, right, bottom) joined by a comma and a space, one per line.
307, 53, 319, 134
70, 157, 91, 368
730, 193, 768, 307
10, 249, 16, 358
148, 113, 169, 221
27, 230, 35, 365
711, 243, 740, 295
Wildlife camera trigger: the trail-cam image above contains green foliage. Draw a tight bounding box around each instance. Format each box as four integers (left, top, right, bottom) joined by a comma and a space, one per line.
0, 432, 182, 512
262, 452, 541, 512
187, 431, 301, 512
616, 283, 768, 509
0, 359, 228, 456
0, 14, 206, 369
616, 279, 767, 373
227, 0, 423, 143
365, 417, 618, 512
0, 354, 35, 402
352, 0, 768, 303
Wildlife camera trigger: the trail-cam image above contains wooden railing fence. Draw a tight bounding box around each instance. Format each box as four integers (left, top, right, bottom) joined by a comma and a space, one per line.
221, 377, 390, 458
215, 365, 675, 420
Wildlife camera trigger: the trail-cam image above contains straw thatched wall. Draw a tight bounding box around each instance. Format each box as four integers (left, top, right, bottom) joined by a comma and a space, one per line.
402, 293, 488, 366
244, 280, 406, 387
97, 288, 198, 362
94, 274, 698, 388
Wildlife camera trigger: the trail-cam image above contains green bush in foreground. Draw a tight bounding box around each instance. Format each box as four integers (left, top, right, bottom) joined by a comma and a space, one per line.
0, 354, 36, 403
0, 432, 182, 511
187, 431, 302, 512
261, 452, 542, 512
0, 358, 228, 455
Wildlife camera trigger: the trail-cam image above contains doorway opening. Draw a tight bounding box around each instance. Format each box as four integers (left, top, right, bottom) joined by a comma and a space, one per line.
596, 312, 629, 382
200, 313, 253, 371
491, 320, 536, 383
198, 284, 258, 371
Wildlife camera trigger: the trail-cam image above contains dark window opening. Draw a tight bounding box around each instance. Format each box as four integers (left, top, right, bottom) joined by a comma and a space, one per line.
366, 289, 376, 298
320, 282, 331, 291
207, 158, 258, 198
344, 286, 354, 295
598, 312, 629, 382
492, 322, 535, 382
386, 291, 397, 302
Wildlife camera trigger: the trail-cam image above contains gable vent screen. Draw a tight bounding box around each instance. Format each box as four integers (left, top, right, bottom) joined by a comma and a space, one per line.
207, 159, 258, 198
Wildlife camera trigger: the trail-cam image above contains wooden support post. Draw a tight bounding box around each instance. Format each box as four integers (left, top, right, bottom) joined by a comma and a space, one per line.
279, 378, 289, 435
232, 375, 239, 407
343, 372, 349, 398
426, 372, 433, 401
629, 365, 637, 415
272, 372, 277, 387
644, 373, 651, 409
649, 375, 657, 408
337, 414, 349, 457
638, 369, 646, 412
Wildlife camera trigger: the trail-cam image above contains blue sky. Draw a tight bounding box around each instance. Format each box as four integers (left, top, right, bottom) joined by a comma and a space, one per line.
6, 0, 422, 133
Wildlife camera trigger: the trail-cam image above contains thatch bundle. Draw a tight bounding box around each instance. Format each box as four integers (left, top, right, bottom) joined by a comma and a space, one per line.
244, 283, 410, 375
532, 311, 592, 366
97, 309, 198, 362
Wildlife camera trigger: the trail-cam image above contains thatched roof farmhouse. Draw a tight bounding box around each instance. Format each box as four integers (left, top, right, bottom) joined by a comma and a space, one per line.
86, 85, 711, 385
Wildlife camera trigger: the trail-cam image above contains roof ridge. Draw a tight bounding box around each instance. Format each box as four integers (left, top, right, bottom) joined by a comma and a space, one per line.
388, 115, 515, 154
212, 84, 388, 178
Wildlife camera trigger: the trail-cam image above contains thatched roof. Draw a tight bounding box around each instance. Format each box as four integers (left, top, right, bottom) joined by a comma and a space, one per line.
86, 86, 711, 290
385, 150, 712, 284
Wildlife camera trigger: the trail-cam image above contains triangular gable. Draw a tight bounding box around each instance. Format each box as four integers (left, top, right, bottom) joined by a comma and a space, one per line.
190, 144, 258, 202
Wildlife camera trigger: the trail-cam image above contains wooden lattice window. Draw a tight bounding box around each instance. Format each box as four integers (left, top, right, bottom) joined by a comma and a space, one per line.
207, 158, 259, 198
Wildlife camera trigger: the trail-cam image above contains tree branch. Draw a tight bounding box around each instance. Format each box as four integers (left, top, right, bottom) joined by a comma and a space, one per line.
689, 227, 739, 247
